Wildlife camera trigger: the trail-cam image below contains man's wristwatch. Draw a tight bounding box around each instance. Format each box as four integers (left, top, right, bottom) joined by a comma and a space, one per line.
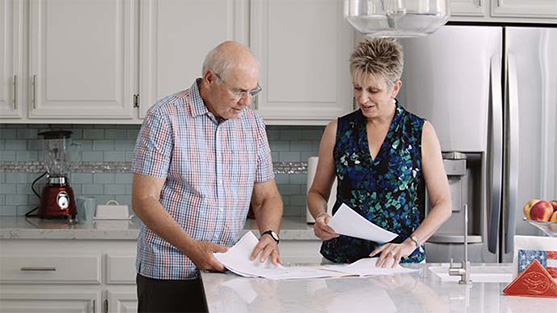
261, 230, 280, 244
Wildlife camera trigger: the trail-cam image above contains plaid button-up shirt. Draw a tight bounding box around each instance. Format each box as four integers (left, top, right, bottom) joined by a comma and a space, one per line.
132, 79, 274, 280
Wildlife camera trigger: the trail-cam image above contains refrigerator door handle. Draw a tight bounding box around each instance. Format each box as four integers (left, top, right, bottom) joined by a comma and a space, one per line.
505, 54, 519, 254
487, 55, 504, 254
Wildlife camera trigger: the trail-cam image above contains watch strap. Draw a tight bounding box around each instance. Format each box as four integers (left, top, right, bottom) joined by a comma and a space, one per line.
261, 230, 279, 244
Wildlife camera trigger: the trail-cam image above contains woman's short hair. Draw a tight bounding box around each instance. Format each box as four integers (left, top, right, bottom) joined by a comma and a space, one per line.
350, 38, 404, 88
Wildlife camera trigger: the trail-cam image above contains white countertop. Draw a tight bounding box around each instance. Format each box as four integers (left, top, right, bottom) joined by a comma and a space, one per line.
0, 216, 316, 241
201, 263, 557, 313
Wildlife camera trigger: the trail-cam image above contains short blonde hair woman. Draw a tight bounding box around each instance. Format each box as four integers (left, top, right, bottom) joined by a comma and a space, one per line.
307, 38, 452, 267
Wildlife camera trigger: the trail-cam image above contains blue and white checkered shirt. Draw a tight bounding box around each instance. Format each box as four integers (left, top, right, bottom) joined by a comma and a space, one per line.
132, 79, 274, 279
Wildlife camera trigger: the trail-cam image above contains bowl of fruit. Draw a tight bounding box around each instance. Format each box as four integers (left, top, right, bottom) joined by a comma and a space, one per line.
522, 199, 557, 237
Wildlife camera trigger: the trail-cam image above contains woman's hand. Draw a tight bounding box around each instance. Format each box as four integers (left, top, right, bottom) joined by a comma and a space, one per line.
313, 213, 340, 241
370, 241, 416, 268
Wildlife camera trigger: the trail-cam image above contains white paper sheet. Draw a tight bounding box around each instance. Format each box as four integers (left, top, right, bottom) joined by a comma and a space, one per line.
323, 257, 419, 277
214, 232, 340, 280
213, 231, 280, 278
327, 203, 398, 243
214, 232, 416, 280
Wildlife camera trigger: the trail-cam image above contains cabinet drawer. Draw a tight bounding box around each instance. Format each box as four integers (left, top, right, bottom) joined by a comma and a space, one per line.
0, 255, 101, 284
106, 254, 136, 284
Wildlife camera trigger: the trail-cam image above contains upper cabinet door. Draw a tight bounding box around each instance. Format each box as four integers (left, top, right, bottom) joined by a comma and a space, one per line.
29, 0, 137, 119
0, 0, 23, 118
492, 0, 557, 19
450, 0, 487, 17
250, 0, 354, 125
139, 0, 248, 118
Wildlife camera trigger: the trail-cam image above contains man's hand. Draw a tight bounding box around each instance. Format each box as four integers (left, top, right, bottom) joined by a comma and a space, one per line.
313, 213, 339, 241
186, 240, 229, 271
250, 235, 281, 265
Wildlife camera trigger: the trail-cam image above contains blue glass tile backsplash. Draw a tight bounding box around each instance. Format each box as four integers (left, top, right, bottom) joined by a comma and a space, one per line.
0, 124, 325, 217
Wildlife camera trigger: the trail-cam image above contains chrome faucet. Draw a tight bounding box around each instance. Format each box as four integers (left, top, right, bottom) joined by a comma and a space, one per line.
449, 204, 472, 284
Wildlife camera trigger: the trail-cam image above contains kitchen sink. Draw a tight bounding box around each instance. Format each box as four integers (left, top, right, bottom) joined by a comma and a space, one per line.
428, 264, 513, 283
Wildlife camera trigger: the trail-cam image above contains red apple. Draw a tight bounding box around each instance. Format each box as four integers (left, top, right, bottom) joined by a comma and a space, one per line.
529, 200, 554, 221
550, 211, 557, 223
523, 199, 540, 220
550, 200, 557, 213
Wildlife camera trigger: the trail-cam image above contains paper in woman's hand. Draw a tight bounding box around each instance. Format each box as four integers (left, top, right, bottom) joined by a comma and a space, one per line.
327, 203, 397, 243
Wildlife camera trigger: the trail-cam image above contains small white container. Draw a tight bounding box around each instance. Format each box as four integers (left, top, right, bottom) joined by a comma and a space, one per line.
94, 200, 133, 220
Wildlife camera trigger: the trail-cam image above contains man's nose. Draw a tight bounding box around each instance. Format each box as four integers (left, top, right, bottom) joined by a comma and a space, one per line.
238, 94, 252, 107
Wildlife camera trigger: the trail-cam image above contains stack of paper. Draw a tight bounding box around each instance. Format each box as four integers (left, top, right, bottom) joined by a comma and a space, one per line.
214, 232, 418, 280
214, 232, 337, 280
213, 231, 279, 278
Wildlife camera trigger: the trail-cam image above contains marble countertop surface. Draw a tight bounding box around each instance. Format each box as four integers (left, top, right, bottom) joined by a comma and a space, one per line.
0, 216, 317, 241
201, 263, 557, 313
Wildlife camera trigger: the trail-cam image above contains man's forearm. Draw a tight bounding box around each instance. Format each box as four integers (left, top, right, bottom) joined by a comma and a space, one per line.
133, 197, 195, 253
253, 196, 283, 234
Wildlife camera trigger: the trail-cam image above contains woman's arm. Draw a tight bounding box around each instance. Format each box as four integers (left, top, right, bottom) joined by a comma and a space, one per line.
410, 120, 452, 245
372, 121, 452, 267
307, 120, 340, 240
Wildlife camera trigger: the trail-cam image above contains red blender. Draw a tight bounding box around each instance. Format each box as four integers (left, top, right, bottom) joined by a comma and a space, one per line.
38, 130, 77, 222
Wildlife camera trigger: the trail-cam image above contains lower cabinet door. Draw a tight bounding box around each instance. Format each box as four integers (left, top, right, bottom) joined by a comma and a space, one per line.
0, 290, 100, 313
106, 291, 138, 313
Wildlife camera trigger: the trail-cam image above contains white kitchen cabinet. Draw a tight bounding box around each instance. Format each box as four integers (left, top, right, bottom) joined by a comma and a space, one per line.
106, 291, 138, 313
450, 0, 557, 22
0, 255, 102, 284
250, 0, 354, 125
0, 290, 100, 313
0, 239, 138, 313
450, 0, 487, 17
491, 0, 557, 18
139, 0, 248, 118
0, 0, 24, 119
139, 0, 354, 125
28, 0, 138, 120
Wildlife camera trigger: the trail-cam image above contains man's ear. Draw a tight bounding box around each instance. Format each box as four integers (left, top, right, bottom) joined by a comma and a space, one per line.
203, 70, 216, 85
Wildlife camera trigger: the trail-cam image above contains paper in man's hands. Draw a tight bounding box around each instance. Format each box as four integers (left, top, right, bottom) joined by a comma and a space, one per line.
327, 203, 398, 243
213, 232, 340, 280
213, 231, 280, 278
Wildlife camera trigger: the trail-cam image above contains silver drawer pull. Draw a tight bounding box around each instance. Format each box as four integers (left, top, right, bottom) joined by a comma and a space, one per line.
20, 267, 57, 272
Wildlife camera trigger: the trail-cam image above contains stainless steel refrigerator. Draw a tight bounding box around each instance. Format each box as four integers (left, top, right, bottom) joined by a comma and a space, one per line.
398, 25, 557, 263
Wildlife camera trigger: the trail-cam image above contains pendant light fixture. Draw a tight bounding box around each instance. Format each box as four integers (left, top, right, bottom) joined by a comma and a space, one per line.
345, 0, 450, 37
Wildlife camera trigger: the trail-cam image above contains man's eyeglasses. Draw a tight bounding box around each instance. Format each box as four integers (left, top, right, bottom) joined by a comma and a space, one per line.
214, 72, 262, 99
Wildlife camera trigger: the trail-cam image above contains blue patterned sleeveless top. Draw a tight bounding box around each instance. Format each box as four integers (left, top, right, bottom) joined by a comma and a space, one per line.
321, 102, 426, 263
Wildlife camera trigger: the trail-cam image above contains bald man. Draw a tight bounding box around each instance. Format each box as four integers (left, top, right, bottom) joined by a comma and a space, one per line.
132, 41, 283, 313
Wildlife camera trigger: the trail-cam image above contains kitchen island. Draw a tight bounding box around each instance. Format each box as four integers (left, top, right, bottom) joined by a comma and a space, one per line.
201, 263, 557, 313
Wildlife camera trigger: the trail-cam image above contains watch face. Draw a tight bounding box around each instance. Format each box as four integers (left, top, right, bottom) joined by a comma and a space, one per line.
264, 230, 279, 242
